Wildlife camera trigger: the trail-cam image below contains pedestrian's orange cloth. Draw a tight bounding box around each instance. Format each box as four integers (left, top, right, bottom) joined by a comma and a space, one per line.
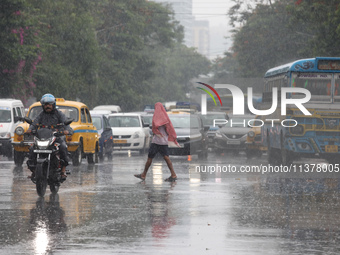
152, 102, 180, 147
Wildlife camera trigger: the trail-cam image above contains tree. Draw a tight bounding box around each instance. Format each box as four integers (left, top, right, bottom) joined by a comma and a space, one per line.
214, 0, 340, 80
0, 0, 211, 110
94, 0, 209, 111
31, 0, 100, 105
0, 0, 43, 104
287, 0, 340, 56
211, 0, 309, 78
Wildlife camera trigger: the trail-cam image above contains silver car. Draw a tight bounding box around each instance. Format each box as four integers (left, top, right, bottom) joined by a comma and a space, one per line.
213, 114, 255, 155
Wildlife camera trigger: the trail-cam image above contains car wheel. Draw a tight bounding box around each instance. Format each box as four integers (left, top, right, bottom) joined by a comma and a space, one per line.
87, 154, 94, 164
72, 145, 82, 166
267, 133, 279, 165
139, 138, 146, 155
14, 150, 25, 167
280, 133, 292, 166
94, 143, 99, 163
7, 147, 13, 160
99, 152, 104, 161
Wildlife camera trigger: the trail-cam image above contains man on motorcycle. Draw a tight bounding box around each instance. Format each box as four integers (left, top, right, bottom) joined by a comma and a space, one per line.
27, 94, 73, 181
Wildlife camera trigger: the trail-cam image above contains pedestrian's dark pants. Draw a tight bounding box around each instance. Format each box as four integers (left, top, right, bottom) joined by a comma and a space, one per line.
148, 143, 169, 158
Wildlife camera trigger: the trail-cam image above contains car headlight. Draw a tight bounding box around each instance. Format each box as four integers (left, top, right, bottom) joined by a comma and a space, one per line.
248, 131, 255, 138
133, 131, 141, 139
0, 132, 11, 138
15, 127, 25, 136
215, 131, 222, 138
190, 133, 202, 140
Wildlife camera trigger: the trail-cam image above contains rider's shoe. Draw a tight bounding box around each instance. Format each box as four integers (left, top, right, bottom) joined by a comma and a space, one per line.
28, 170, 36, 184
60, 164, 69, 183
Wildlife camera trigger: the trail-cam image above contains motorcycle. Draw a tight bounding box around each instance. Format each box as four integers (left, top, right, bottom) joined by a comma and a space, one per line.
16, 116, 73, 197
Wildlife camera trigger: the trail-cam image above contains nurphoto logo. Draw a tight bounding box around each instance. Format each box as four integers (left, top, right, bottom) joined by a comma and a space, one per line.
197, 83, 312, 128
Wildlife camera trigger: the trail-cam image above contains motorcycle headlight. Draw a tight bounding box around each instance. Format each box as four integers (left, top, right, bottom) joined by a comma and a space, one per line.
15, 127, 25, 136
35, 137, 55, 149
215, 131, 222, 138
0, 132, 11, 138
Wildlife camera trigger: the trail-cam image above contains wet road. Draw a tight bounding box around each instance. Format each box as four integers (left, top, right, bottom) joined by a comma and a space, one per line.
1, 151, 340, 254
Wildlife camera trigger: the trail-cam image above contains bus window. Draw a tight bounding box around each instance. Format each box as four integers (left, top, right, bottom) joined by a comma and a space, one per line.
292, 73, 331, 96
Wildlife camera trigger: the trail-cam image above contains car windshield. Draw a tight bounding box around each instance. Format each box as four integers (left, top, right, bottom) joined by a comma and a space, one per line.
108, 116, 141, 127
92, 116, 102, 130
200, 114, 226, 126
225, 116, 255, 127
168, 115, 201, 129
0, 108, 11, 123
29, 106, 79, 122
141, 115, 153, 125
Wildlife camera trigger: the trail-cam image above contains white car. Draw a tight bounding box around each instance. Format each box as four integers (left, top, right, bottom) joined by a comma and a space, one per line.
0, 99, 25, 160
107, 113, 151, 154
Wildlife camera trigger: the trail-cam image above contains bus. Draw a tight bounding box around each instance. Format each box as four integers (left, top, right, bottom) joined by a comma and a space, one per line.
262, 57, 340, 165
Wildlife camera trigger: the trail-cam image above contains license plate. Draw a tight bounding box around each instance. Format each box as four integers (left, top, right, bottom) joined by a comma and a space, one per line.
114, 139, 127, 144
325, 145, 338, 153
227, 140, 241, 145
34, 150, 52, 153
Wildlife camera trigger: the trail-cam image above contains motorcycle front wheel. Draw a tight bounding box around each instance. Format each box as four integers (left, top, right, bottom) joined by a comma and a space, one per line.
50, 183, 59, 194
36, 163, 47, 197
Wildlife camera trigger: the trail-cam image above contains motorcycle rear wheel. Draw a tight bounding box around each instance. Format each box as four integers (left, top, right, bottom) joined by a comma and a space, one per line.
36, 163, 47, 197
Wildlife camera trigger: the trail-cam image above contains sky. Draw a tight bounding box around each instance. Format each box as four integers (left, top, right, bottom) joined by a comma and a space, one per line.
192, 0, 235, 59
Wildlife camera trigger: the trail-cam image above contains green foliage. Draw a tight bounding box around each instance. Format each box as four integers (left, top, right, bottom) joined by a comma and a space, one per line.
215, 0, 340, 79
0, 0, 210, 109
31, 0, 100, 104
0, 0, 43, 103
0, 0, 209, 110
94, 0, 209, 111
287, 0, 340, 56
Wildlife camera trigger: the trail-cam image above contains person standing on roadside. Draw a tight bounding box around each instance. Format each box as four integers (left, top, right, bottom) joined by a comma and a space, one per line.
134, 102, 179, 182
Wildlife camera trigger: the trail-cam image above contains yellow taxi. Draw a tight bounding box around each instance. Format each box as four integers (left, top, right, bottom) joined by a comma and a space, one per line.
245, 116, 267, 159
12, 98, 99, 166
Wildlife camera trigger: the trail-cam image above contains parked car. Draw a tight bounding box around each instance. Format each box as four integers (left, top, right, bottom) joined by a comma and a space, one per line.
0, 99, 25, 160
214, 114, 255, 155
107, 113, 150, 154
198, 111, 228, 148
12, 98, 99, 166
90, 111, 114, 161
90, 109, 111, 116
143, 104, 155, 113
140, 113, 153, 137
92, 105, 121, 113
167, 113, 209, 158
140, 113, 153, 127
245, 115, 267, 158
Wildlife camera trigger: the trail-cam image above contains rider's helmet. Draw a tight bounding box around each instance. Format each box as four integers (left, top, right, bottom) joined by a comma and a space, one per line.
40, 93, 56, 110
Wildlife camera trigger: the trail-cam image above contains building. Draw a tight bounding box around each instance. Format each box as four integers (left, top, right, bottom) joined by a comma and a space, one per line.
152, 0, 194, 47
192, 20, 209, 58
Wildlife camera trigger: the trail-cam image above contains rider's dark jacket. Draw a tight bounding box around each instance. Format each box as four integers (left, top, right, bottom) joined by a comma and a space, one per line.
28, 109, 73, 135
